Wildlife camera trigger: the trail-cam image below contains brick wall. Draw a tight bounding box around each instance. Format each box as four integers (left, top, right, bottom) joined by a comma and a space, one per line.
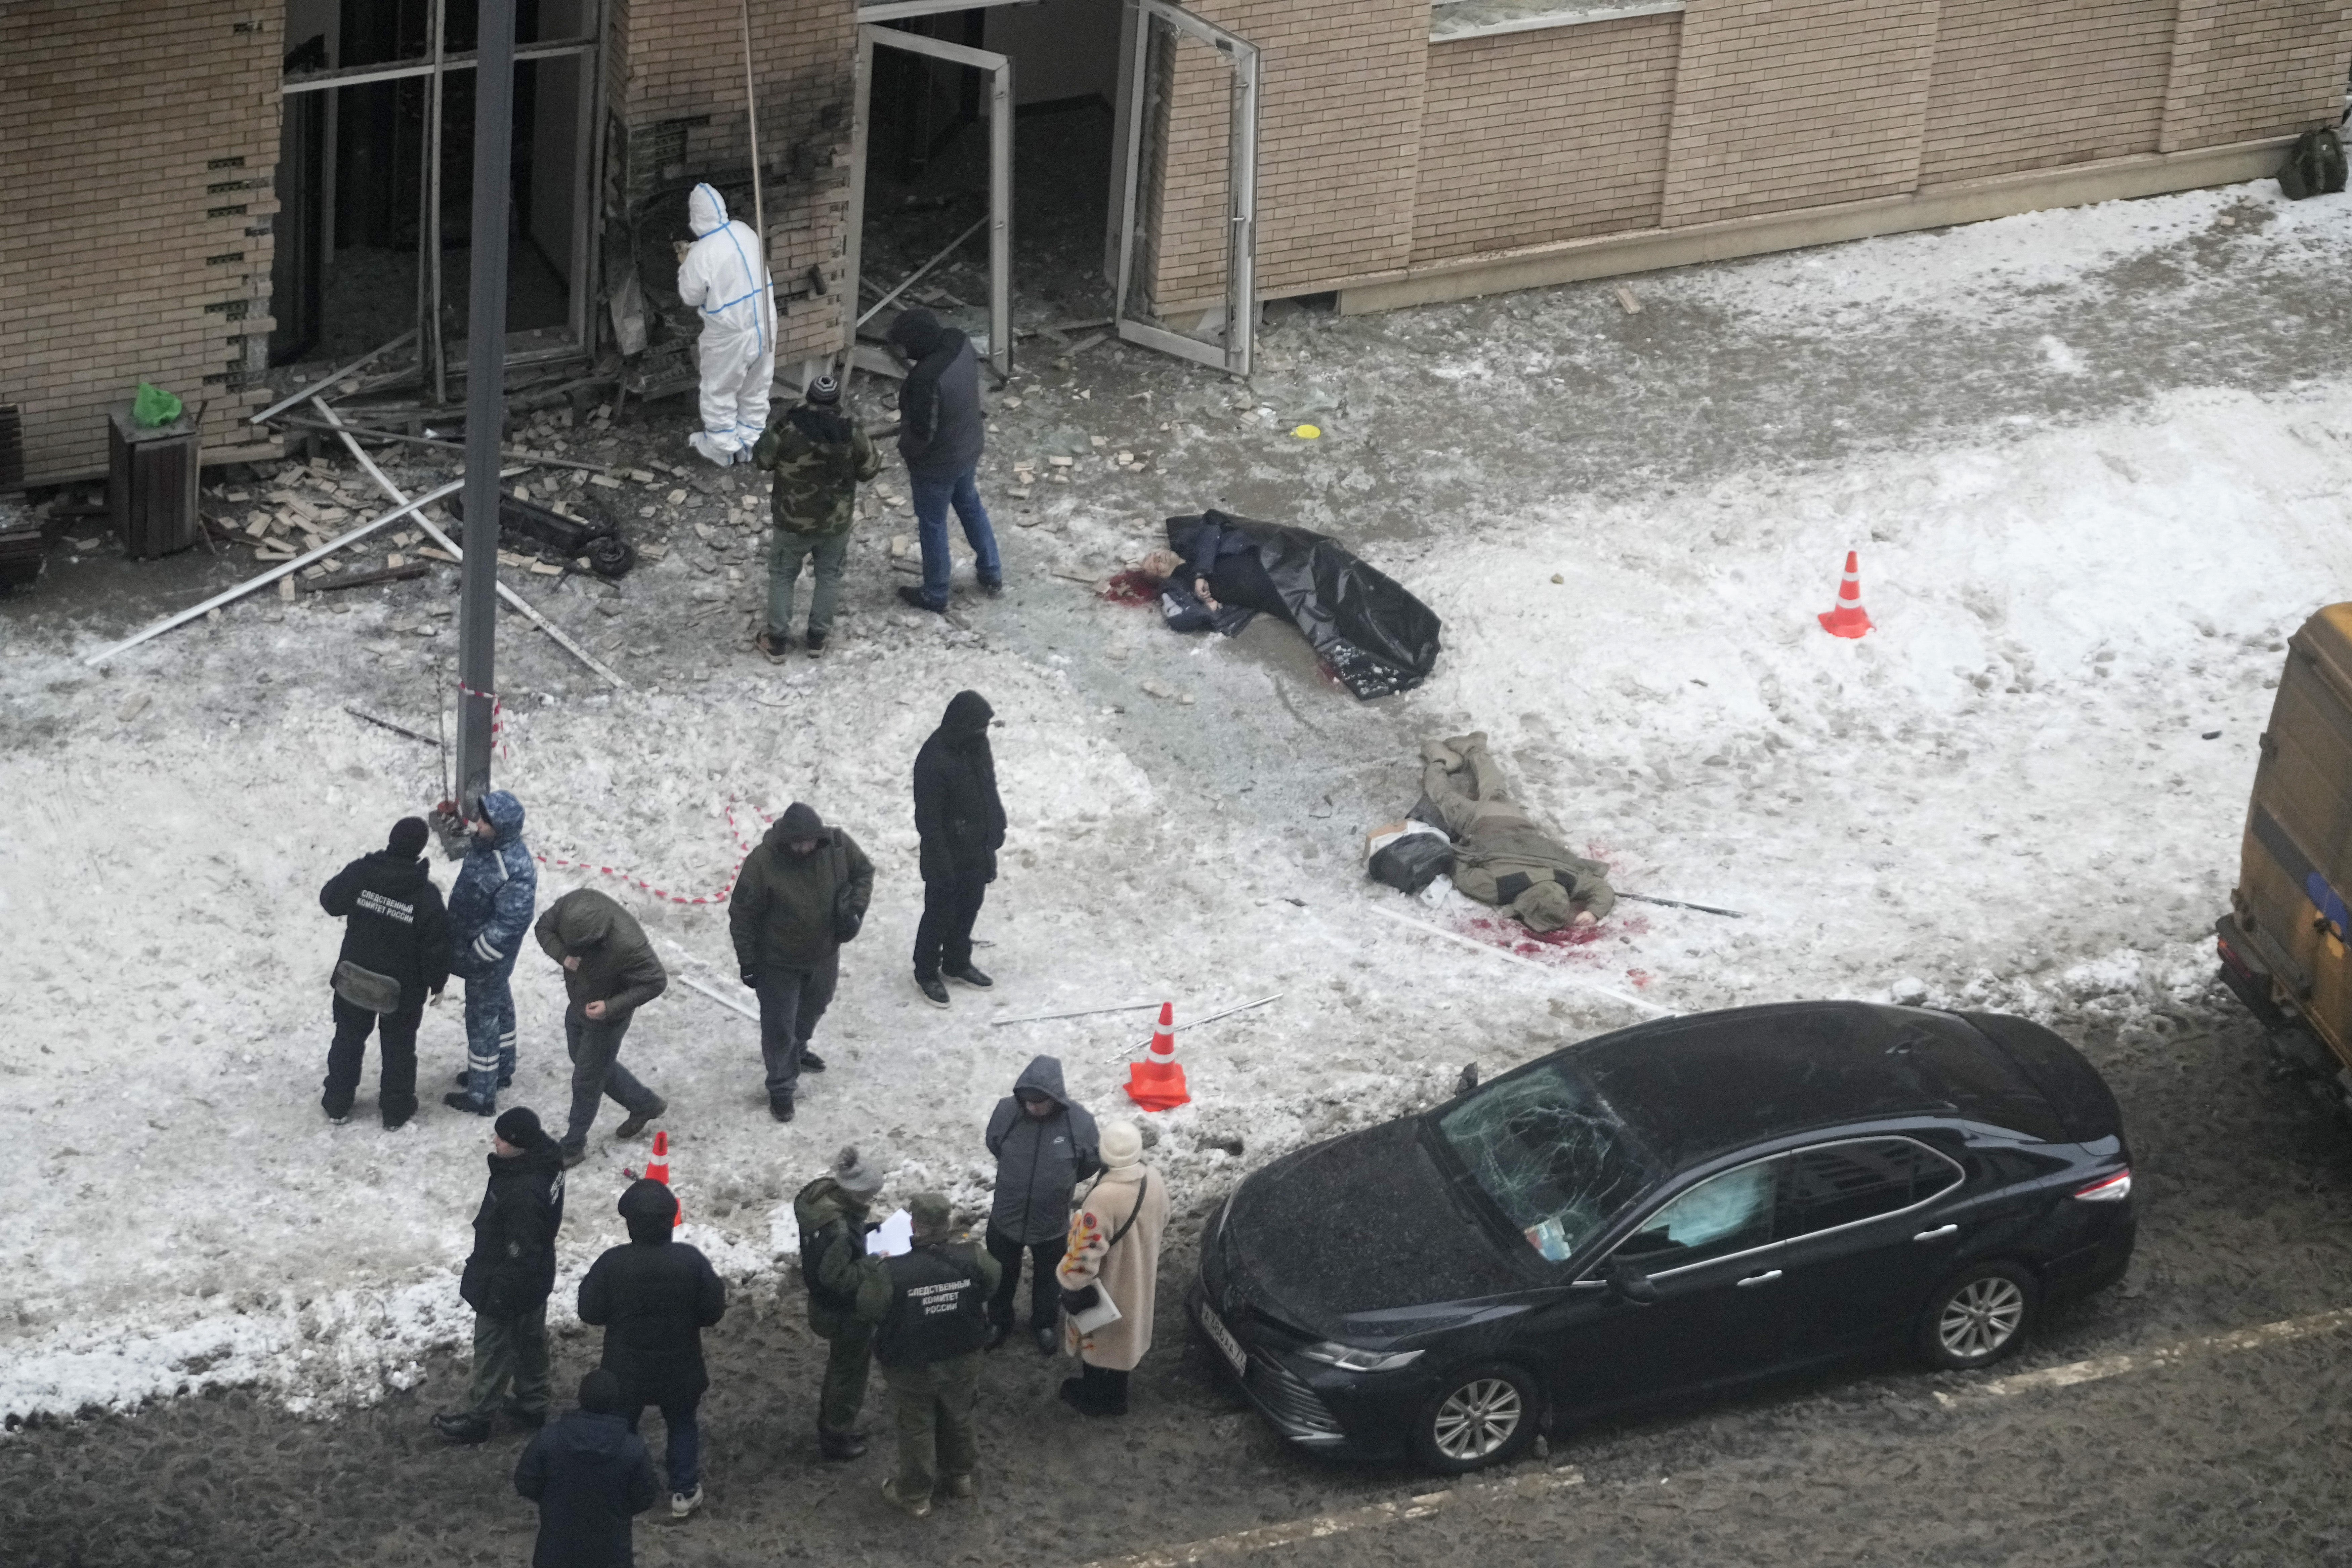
0, 0, 281, 485
613, 0, 856, 362
2163, 0, 2352, 151
1146, 0, 1431, 310
1921, 0, 2176, 186
1411, 13, 1680, 266
1662, 0, 1943, 226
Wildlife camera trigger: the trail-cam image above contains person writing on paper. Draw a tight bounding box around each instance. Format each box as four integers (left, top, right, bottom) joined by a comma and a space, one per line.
1054, 1119, 1168, 1417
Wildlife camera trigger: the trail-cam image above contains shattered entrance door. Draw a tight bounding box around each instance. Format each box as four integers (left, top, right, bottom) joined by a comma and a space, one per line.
1113, 0, 1257, 378
844, 23, 1014, 379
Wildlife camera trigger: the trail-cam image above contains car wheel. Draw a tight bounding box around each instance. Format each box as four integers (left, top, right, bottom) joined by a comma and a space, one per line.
1410, 1362, 1540, 1474
1917, 1261, 2039, 1370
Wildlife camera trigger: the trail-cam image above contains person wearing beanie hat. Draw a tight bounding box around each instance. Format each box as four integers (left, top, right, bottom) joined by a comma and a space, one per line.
514, 1367, 660, 1568
792, 1144, 890, 1461
433, 1110, 567, 1445
579, 1179, 729, 1520
854, 1191, 1000, 1516
1055, 1118, 1169, 1417
317, 815, 452, 1129
727, 801, 874, 1121
750, 371, 880, 661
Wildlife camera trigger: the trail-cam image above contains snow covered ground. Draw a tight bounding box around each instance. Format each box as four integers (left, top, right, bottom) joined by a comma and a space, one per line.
4, 178, 2350, 1422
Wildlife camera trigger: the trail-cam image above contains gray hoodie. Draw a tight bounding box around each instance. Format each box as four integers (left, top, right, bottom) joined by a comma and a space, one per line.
984, 1055, 1101, 1245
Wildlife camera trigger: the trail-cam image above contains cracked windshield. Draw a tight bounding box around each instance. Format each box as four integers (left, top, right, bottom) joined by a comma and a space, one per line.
1437, 1065, 1663, 1262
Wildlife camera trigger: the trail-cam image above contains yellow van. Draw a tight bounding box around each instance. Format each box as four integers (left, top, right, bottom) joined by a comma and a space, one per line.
2217, 602, 2352, 1116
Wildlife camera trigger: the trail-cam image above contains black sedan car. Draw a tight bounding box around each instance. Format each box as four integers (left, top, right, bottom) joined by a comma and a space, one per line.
1191, 1002, 2135, 1472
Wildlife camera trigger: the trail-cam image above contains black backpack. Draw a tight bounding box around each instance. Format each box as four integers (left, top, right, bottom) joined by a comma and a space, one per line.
2279, 127, 2347, 200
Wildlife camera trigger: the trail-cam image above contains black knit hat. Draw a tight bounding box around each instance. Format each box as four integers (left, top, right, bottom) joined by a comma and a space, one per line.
388, 817, 430, 858
494, 1107, 542, 1147
805, 374, 840, 406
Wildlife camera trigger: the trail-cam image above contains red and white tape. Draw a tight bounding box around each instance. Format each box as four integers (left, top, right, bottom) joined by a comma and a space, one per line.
455, 679, 508, 761
535, 800, 772, 907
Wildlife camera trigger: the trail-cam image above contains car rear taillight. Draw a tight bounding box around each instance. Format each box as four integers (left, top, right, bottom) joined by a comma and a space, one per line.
2073, 1168, 2132, 1202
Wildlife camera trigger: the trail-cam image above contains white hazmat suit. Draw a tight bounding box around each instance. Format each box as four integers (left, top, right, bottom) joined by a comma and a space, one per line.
675, 183, 776, 465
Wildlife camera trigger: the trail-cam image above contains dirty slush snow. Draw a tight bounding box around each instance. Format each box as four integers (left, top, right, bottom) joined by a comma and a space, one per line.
5, 179, 2352, 1421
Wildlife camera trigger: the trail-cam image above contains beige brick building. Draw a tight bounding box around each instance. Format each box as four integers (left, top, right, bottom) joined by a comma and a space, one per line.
3, 0, 2347, 486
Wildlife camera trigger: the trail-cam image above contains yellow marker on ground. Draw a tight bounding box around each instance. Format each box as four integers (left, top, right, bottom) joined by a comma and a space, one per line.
1292, 423, 1321, 439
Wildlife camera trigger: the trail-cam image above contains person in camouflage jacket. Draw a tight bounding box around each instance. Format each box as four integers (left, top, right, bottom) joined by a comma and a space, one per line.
752, 375, 880, 659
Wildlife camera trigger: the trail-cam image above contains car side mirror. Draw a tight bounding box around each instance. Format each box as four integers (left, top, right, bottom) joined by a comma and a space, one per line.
1605, 1260, 1657, 1306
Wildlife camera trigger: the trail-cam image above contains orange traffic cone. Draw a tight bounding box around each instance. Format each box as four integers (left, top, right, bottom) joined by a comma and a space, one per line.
638, 1129, 683, 1228
1817, 550, 1873, 639
1125, 1002, 1191, 1111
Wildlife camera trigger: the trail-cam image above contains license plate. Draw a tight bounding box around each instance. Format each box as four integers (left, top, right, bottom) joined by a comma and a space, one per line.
1201, 1301, 1249, 1377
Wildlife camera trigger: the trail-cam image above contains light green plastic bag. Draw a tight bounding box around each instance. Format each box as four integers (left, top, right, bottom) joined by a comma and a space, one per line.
132, 381, 184, 429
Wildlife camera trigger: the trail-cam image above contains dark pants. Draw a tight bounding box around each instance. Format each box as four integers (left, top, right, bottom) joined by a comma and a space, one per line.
883, 1353, 981, 1496
624, 1393, 703, 1495
323, 992, 423, 1122
913, 868, 988, 980
985, 1224, 1062, 1332
818, 1317, 875, 1434
756, 954, 838, 1106
465, 1302, 551, 1420
461, 962, 518, 1107
561, 1013, 661, 1153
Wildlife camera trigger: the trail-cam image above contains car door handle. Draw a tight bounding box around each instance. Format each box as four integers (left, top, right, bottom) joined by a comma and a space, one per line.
1913, 1224, 1959, 1243
1735, 1270, 1783, 1288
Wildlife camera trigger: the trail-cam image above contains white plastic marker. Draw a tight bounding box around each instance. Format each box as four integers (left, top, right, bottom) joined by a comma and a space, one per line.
676, 971, 760, 1022
1365, 904, 1674, 1018
314, 398, 629, 689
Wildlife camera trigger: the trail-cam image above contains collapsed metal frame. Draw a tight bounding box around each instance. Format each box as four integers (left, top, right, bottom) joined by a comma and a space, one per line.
279, 1, 607, 396
1114, 0, 1257, 378
843, 22, 1015, 380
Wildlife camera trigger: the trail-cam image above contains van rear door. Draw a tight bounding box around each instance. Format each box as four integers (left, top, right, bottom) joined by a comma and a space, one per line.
2231, 603, 2352, 1075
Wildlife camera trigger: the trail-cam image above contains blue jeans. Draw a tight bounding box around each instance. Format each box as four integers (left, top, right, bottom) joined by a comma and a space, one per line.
910, 465, 1000, 606
462, 963, 517, 1107
627, 1394, 703, 1494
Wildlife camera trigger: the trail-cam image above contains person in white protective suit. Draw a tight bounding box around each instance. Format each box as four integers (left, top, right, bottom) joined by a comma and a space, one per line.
676, 183, 778, 468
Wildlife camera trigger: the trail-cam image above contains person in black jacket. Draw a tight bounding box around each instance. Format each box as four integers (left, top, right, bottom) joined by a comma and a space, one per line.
318, 816, 451, 1128
433, 1107, 567, 1444
579, 1179, 728, 1521
911, 690, 1006, 1008
513, 1368, 660, 1568
885, 308, 1000, 613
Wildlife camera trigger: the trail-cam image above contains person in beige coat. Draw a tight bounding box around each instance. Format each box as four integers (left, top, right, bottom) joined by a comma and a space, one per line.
1054, 1119, 1168, 1416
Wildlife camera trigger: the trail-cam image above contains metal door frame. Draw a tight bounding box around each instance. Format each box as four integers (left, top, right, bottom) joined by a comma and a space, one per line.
844, 22, 1013, 379
1113, 0, 1257, 378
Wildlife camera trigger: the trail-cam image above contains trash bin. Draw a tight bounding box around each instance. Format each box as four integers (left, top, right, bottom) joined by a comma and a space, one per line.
108, 402, 202, 559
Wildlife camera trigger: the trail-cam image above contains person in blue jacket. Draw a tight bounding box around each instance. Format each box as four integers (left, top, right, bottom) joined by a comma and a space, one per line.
514, 1368, 660, 1568
446, 789, 539, 1115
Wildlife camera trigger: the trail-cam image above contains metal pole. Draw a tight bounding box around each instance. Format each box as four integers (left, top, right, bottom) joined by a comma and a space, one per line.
842, 27, 876, 373
425, 0, 449, 406
456, 0, 518, 813
740, 0, 766, 245
988, 55, 1012, 379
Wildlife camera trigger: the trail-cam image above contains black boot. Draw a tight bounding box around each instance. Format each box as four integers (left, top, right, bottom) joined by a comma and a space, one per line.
817, 1427, 868, 1462
432, 1410, 493, 1444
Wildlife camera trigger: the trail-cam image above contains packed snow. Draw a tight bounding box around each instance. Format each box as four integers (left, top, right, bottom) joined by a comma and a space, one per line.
4, 180, 2350, 1422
